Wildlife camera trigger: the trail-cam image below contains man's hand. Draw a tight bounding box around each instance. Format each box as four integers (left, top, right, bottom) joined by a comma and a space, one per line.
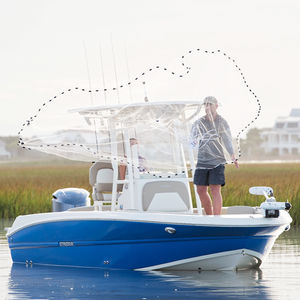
232, 155, 239, 168
234, 159, 239, 168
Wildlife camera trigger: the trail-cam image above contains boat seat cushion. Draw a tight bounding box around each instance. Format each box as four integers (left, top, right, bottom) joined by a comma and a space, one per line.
96, 183, 113, 191
92, 166, 123, 193
142, 181, 190, 211
89, 162, 113, 186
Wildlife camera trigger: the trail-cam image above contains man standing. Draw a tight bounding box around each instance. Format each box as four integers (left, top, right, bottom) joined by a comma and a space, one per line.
190, 96, 239, 215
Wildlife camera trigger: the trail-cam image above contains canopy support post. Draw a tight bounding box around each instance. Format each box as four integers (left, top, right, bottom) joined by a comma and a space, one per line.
123, 130, 135, 209
183, 112, 203, 215
189, 148, 203, 214
110, 123, 118, 211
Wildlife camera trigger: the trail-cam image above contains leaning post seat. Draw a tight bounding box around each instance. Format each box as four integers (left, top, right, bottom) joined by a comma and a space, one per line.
89, 162, 122, 209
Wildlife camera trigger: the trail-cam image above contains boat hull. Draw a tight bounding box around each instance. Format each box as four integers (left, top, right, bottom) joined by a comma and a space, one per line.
7, 212, 290, 270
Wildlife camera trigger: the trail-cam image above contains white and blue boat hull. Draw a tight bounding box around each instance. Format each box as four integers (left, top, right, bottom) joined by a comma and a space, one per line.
6, 211, 291, 270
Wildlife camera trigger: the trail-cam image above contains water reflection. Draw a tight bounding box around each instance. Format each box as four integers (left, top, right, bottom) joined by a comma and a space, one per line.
8, 264, 269, 300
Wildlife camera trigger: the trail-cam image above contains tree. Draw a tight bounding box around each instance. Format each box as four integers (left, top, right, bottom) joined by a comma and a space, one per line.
240, 128, 264, 158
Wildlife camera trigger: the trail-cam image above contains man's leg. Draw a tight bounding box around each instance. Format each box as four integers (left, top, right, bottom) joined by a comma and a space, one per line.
196, 185, 213, 215
210, 184, 222, 215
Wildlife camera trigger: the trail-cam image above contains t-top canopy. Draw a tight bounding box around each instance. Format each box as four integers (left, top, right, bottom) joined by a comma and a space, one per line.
70, 101, 202, 126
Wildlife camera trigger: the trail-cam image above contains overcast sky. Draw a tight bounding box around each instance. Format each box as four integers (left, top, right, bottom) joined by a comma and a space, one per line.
1, 0, 300, 137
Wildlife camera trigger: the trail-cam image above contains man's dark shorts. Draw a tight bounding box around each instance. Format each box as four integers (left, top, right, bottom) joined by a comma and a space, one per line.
193, 164, 225, 186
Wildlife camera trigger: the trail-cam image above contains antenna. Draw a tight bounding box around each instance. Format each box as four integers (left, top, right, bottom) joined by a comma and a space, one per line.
83, 41, 94, 106
99, 42, 107, 105
110, 34, 120, 104
124, 42, 134, 102
83, 42, 99, 154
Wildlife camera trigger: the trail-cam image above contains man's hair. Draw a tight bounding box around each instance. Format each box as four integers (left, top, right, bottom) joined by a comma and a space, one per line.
203, 96, 218, 105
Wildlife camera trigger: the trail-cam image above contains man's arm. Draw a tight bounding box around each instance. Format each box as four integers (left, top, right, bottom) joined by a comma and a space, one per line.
190, 120, 200, 148
220, 119, 239, 168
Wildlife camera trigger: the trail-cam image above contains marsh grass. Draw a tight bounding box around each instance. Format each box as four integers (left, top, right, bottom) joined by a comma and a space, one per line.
222, 163, 300, 224
0, 162, 299, 224
0, 162, 91, 218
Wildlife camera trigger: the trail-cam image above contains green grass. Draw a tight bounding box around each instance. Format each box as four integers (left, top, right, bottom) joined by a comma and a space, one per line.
222, 163, 300, 224
0, 162, 299, 224
0, 162, 91, 218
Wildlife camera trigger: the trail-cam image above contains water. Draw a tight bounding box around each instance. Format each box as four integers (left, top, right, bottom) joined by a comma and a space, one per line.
1, 219, 300, 300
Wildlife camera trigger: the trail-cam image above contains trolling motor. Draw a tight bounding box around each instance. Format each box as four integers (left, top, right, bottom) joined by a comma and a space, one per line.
249, 186, 291, 218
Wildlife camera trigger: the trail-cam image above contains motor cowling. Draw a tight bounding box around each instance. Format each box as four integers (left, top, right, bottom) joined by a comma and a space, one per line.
52, 188, 91, 212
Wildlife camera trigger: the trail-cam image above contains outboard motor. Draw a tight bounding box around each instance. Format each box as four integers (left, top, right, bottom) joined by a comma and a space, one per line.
249, 186, 291, 218
52, 188, 91, 212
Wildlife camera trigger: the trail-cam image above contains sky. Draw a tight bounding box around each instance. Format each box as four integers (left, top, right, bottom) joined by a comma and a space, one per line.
1, 0, 300, 137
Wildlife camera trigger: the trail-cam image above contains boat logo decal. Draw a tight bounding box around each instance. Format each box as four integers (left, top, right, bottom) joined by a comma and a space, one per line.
59, 241, 74, 247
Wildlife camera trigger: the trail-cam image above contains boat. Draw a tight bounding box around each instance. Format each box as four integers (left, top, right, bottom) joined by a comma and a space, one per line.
6, 100, 292, 271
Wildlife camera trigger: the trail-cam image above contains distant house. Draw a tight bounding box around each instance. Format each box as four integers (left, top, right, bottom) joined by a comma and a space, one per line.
0, 139, 11, 159
261, 109, 300, 155
53, 129, 105, 144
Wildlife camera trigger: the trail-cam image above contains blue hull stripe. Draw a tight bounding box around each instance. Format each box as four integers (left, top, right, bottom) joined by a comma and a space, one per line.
9, 235, 275, 249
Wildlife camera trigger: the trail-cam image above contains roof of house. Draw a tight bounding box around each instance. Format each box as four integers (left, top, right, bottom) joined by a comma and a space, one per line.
290, 109, 300, 117
274, 109, 300, 124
